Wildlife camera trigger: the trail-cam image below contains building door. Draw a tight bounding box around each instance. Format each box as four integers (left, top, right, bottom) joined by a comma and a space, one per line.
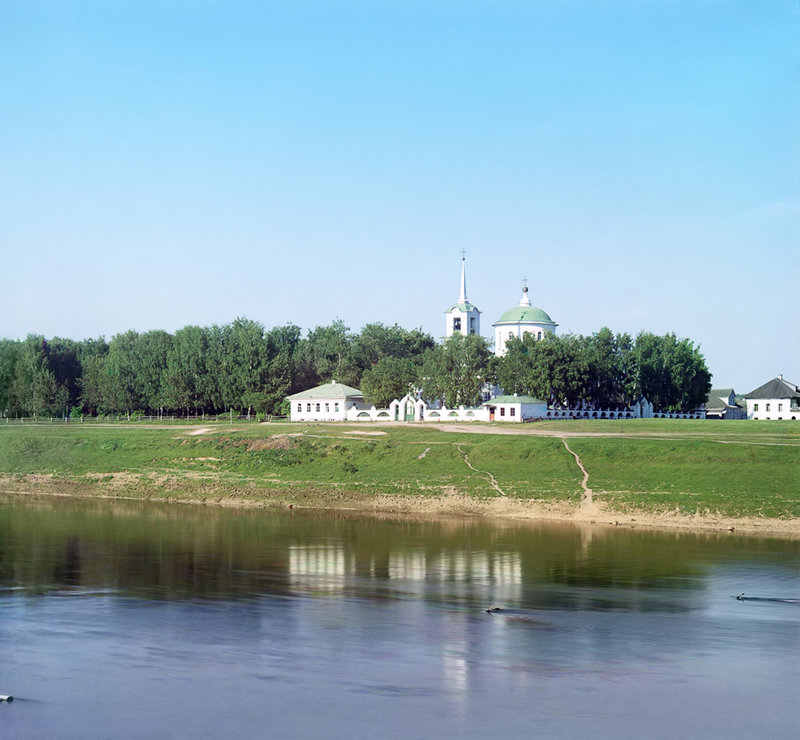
405, 402, 415, 421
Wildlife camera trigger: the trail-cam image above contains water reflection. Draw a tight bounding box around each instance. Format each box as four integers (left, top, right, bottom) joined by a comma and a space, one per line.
0, 495, 795, 613
1, 495, 798, 739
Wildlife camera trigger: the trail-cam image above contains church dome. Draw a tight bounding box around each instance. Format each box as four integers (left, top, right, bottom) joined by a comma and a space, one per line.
493, 286, 555, 326
495, 304, 553, 324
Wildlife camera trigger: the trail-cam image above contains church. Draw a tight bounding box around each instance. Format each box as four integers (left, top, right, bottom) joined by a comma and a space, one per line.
444, 254, 558, 356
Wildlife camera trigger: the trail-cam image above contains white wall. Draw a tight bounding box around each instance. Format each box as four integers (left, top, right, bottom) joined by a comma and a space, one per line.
747, 398, 800, 420
493, 324, 554, 357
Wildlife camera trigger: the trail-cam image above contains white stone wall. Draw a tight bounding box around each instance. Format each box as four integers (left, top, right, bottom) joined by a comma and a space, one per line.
747, 398, 800, 420
493, 324, 554, 357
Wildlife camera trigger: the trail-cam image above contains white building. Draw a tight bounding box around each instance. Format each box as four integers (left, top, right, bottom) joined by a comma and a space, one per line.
492, 285, 557, 357
482, 395, 547, 422
444, 254, 481, 338
704, 388, 745, 420
287, 381, 367, 422
744, 375, 800, 420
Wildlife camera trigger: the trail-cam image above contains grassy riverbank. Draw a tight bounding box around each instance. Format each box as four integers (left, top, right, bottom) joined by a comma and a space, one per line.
0, 419, 798, 533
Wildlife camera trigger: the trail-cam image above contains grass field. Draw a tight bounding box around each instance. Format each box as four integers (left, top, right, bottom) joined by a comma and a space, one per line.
0, 418, 797, 521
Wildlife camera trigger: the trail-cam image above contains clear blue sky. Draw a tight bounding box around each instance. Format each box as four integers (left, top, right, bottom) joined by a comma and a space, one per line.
1, 0, 797, 393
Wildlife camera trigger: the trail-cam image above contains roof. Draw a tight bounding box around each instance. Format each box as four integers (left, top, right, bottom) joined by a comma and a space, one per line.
744, 376, 800, 400
705, 389, 737, 409
493, 305, 555, 325
286, 381, 364, 401
483, 395, 546, 405
445, 302, 479, 313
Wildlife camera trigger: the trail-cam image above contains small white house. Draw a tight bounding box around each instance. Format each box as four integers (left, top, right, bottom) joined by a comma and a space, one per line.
744, 375, 800, 420
704, 388, 745, 420
287, 381, 367, 422
482, 394, 547, 422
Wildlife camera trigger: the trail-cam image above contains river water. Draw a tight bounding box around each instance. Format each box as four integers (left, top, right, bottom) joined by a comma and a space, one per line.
0, 495, 798, 739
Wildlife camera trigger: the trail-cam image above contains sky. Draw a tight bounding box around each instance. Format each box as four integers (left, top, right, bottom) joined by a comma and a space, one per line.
1, 0, 797, 393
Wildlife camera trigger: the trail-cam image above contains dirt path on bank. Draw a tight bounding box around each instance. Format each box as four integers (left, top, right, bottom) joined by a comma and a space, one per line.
456, 444, 507, 497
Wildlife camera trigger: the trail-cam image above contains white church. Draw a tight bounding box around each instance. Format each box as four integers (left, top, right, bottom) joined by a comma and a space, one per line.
445, 253, 558, 356
287, 255, 696, 422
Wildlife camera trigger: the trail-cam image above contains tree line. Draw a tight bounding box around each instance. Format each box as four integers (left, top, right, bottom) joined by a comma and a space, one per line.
0, 319, 711, 418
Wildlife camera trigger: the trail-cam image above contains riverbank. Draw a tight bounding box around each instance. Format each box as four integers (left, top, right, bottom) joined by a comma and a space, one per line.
1, 419, 798, 537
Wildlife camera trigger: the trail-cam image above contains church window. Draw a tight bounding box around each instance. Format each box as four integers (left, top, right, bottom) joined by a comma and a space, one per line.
297, 404, 301, 412
453, 317, 461, 332
766, 403, 771, 412
316, 403, 320, 412
469, 317, 476, 334
538, 331, 542, 340
335, 403, 339, 412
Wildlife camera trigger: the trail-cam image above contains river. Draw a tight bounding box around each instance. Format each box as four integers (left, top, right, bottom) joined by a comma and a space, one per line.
0, 495, 798, 738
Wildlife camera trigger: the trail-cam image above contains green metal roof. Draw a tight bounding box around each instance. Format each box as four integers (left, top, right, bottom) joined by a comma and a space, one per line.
286, 382, 364, 401
445, 302, 479, 313
493, 306, 554, 325
483, 395, 546, 405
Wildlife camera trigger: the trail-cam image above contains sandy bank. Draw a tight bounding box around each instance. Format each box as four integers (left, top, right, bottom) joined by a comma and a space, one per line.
1, 475, 797, 539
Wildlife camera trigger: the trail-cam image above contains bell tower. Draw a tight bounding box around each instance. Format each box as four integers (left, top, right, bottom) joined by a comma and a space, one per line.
445, 252, 481, 337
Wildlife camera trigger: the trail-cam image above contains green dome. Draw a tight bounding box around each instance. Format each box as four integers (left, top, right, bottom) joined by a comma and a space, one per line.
494, 305, 554, 325
445, 302, 478, 313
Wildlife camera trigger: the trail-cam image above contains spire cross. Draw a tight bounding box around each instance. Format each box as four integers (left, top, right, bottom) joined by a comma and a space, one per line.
522, 275, 528, 288
461, 249, 467, 260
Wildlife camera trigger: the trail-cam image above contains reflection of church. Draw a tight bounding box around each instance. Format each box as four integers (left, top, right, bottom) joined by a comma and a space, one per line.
444, 255, 558, 356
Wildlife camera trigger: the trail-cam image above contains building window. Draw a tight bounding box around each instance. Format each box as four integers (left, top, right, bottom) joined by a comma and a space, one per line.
325, 403, 329, 412
469, 317, 476, 335
316, 403, 320, 412
297, 404, 301, 412
307, 403, 311, 412
754, 404, 759, 412
453, 317, 461, 332
537, 331, 542, 340
335, 403, 339, 412
510, 408, 516, 417
778, 403, 783, 411
500, 407, 505, 417
766, 403, 771, 412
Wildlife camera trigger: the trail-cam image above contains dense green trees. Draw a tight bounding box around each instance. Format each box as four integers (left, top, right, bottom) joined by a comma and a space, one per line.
0, 320, 435, 417
0, 319, 711, 417
496, 328, 710, 412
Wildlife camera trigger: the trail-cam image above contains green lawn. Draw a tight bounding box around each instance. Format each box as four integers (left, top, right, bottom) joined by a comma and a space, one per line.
0, 419, 797, 518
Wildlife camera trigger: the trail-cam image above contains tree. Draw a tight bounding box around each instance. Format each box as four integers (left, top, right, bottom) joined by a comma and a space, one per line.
0, 339, 20, 415
419, 334, 490, 407
350, 323, 435, 381
361, 356, 418, 408
10, 335, 57, 417
294, 320, 356, 389
633, 332, 711, 411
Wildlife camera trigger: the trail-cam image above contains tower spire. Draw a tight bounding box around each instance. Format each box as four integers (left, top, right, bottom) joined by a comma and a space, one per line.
458, 250, 467, 304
